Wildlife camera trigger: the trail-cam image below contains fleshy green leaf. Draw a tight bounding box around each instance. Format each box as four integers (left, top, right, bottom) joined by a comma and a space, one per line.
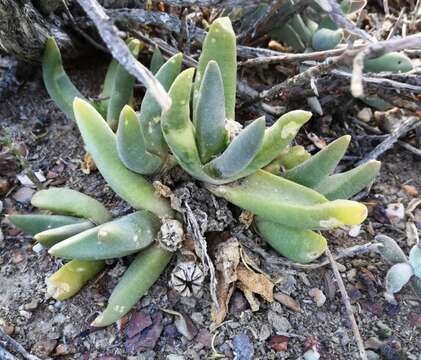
278, 145, 312, 170
150, 47, 165, 74
42, 38, 86, 119
73, 98, 173, 218
106, 39, 143, 130
290, 14, 313, 45
256, 217, 327, 263
208, 170, 367, 229
237, 110, 312, 178
312, 28, 343, 51
385, 263, 413, 294
204, 117, 265, 179
269, 24, 306, 52
284, 135, 351, 188
49, 211, 160, 260
46, 259, 105, 300
31, 188, 111, 225
409, 245, 421, 278
315, 160, 381, 200
341, 0, 367, 14
194, 17, 237, 121
140, 53, 183, 159
7, 214, 86, 236
35, 221, 94, 248
117, 105, 162, 175
364, 52, 413, 73
376, 234, 408, 264
161, 69, 212, 182
91, 245, 172, 327
194, 61, 227, 163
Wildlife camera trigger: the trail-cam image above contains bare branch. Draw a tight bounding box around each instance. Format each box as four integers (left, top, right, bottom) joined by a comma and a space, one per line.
356, 116, 421, 165
0, 328, 40, 360
351, 33, 421, 97
325, 0, 375, 42
76, 0, 171, 111
325, 247, 368, 360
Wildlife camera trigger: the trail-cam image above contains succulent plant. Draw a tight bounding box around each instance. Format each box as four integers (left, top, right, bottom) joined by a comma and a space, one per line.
376, 234, 421, 300
267, 0, 413, 73
9, 17, 380, 327
43, 37, 143, 129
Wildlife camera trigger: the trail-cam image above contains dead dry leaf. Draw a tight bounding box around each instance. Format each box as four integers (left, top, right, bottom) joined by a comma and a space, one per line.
211, 275, 235, 325
236, 264, 274, 302
274, 292, 301, 312
239, 210, 254, 227
402, 184, 418, 196
214, 237, 240, 284
237, 282, 260, 311
81, 152, 96, 174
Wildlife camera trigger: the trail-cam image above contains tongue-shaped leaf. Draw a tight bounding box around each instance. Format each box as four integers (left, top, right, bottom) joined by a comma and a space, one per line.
194, 61, 227, 163
208, 170, 367, 229
256, 217, 327, 263
117, 105, 162, 175
31, 188, 111, 225
284, 135, 351, 188
49, 211, 160, 260
203, 117, 265, 179
315, 160, 380, 200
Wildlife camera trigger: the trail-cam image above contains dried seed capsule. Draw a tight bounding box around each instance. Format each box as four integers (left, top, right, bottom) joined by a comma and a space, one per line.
170, 261, 204, 297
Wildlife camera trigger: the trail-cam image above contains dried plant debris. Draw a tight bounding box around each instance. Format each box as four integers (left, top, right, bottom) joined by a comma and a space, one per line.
170, 261, 205, 297
212, 238, 274, 325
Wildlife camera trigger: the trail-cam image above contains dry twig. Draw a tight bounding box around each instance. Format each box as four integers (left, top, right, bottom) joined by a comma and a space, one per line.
76, 0, 171, 110
351, 33, 421, 97
356, 116, 421, 165
252, 242, 380, 270
0, 329, 40, 360
325, 247, 367, 360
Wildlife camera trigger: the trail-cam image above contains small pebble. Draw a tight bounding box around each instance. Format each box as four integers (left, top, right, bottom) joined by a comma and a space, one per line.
232, 333, 254, 360
12, 187, 35, 203
24, 299, 39, 311
357, 107, 373, 122
366, 350, 380, 360
32, 339, 57, 357
308, 288, 326, 307
386, 203, 405, 224
267, 311, 292, 333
